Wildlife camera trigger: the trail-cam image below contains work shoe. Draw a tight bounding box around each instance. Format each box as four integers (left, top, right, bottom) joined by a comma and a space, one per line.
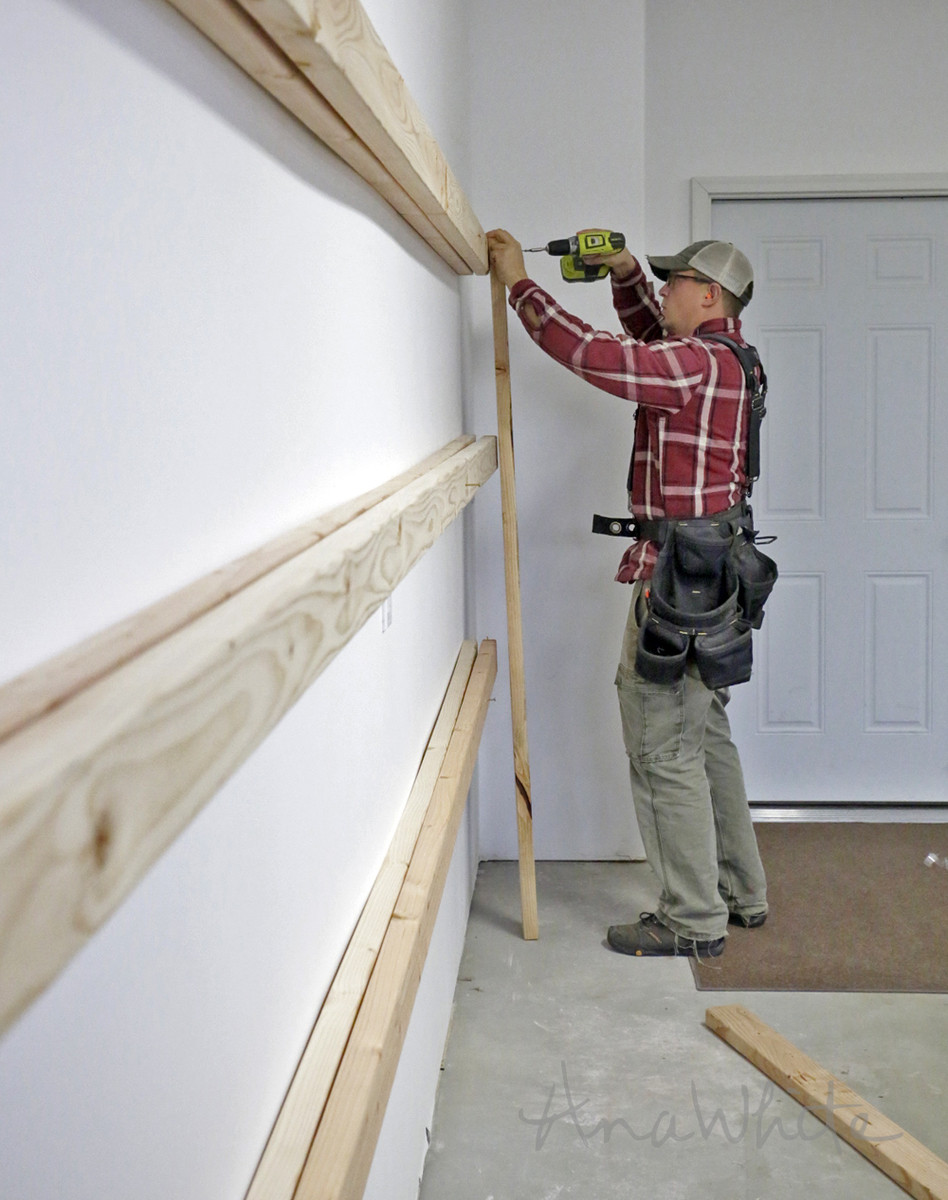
728, 910, 767, 928
606, 912, 725, 957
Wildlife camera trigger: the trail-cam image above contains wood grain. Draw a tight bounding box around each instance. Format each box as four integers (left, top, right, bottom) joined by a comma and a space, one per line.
706, 1004, 948, 1200
0, 436, 475, 742
233, 0, 488, 273
294, 639, 497, 1200
165, 0, 470, 273
0, 438, 497, 1034
244, 640, 477, 1200
490, 270, 538, 940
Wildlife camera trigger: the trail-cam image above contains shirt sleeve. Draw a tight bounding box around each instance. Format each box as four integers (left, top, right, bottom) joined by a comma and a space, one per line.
610, 263, 663, 340
507, 277, 715, 414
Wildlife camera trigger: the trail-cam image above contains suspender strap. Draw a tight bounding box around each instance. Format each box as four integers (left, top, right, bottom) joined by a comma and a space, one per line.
593, 333, 768, 541
698, 333, 768, 493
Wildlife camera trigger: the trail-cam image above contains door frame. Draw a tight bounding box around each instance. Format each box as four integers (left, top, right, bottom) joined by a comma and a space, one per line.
691, 176, 948, 817
691, 173, 948, 238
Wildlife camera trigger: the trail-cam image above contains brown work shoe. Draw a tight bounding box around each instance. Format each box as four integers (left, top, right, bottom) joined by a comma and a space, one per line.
728, 910, 767, 928
606, 912, 725, 957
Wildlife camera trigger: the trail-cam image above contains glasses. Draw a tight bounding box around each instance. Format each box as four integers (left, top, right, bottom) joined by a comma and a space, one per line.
666, 272, 713, 288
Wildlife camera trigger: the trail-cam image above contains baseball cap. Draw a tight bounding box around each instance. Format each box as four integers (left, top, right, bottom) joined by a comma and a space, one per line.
647, 240, 754, 306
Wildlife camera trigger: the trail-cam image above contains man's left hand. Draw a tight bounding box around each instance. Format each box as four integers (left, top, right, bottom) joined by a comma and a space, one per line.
487, 229, 528, 289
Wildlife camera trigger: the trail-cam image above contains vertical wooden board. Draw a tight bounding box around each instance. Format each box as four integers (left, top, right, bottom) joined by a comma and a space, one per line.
706, 1004, 948, 1200
490, 270, 538, 940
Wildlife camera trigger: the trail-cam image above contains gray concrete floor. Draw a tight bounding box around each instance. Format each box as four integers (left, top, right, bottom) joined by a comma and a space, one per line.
419, 861, 948, 1200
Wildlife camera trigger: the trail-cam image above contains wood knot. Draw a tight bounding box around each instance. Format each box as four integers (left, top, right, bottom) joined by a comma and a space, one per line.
93, 811, 113, 870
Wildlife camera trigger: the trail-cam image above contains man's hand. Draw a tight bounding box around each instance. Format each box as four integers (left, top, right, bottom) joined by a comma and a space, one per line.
487, 229, 529, 289
577, 228, 639, 281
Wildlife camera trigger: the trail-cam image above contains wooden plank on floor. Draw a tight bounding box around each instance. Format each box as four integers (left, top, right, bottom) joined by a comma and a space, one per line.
232, 0, 488, 274
294, 639, 497, 1200
244, 640, 477, 1200
0, 437, 496, 1035
164, 0, 470, 273
706, 1004, 948, 1200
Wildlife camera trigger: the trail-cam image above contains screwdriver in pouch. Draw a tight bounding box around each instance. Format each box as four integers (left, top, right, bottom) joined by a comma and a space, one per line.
525, 230, 626, 282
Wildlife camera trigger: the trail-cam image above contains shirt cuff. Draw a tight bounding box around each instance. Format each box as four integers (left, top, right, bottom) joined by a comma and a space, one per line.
508, 278, 537, 306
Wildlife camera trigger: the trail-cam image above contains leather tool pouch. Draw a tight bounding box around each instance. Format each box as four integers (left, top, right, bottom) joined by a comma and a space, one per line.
731, 536, 778, 629
635, 521, 759, 689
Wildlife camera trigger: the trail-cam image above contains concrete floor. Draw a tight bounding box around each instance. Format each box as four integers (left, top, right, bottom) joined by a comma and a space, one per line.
419, 860, 948, 1200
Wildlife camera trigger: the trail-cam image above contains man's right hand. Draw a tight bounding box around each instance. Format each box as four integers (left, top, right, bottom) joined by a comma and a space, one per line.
577, 229, 638, 281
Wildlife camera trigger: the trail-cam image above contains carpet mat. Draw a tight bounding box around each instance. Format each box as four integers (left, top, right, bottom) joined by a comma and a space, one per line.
690, 822, 948, 992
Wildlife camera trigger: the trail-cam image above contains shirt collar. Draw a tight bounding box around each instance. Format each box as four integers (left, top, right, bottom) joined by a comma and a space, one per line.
695, 316, 742, 337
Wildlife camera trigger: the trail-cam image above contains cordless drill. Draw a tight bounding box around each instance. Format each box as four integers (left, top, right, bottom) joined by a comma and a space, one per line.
525, 231, 626, 282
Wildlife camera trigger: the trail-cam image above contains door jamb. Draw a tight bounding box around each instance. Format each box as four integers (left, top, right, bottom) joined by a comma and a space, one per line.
691, 174, 948, 239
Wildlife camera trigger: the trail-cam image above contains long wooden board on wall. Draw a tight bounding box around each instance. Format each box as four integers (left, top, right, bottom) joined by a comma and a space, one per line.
246, 639, 494, 1200
166, 0, 487, 274
0, 436, 497, 1035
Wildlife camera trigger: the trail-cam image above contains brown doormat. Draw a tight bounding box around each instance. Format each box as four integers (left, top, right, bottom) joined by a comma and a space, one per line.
691, 822, 948, 992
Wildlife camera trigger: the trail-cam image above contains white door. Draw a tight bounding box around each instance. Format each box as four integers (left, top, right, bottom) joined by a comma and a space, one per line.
711, 197, 948, 806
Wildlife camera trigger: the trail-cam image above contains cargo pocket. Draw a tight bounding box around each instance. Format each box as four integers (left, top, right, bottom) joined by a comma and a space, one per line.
616, 665, 685, 764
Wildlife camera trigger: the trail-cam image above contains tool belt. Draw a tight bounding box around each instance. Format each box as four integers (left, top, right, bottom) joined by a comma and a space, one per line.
593, 333, 775, 688
595, 504, 778, 689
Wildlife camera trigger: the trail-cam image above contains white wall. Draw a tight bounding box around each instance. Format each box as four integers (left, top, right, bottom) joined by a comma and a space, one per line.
644, 0, 948, 249
466, 0, 948, 860
0, 2, 480, 1198
465, 0, 649, 862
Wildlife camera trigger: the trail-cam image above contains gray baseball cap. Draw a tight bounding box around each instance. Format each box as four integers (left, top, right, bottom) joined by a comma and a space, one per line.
647, 240, 754, 305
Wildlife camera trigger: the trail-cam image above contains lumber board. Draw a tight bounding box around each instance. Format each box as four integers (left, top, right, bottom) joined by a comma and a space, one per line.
165, 0, 469, 274
232, 0, 488, 274
490, 270, 538, 940
293, 639, 497, 1200
0, 437, 497, 1035
706, 1004, 948, 1200
244, 640, 477, 1200
0, 436, 475, 742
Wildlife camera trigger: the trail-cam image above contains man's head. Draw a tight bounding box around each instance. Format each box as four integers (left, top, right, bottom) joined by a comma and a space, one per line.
647, 240, 753, 337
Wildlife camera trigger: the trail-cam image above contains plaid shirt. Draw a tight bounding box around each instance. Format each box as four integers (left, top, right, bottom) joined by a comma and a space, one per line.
508, 263, 753, 581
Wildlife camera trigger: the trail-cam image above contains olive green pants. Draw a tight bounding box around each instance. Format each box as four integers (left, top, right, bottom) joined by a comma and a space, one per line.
615, 582, 768, 941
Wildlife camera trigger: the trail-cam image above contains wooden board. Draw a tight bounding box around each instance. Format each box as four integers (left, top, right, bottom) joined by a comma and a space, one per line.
244, 640, 477, 1200
0, 436, 475, 742
232, 0, 488, 273
293, 639, 497, 1200
0, 437, 497, 1035
165, 0, 472, 273
706, 1004, 948, 1200
490, 270, 538, 940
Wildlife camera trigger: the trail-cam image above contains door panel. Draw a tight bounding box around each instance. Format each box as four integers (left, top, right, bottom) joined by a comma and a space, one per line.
712, 197, 947, 805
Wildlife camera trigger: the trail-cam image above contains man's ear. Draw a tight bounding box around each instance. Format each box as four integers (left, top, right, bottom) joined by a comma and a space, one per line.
702, 281, 721, 306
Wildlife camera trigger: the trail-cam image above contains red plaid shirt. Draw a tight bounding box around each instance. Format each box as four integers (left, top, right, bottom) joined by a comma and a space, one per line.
508, 263, 753, 581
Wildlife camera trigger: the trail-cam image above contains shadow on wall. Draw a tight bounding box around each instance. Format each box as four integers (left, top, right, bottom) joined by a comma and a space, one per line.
62, 0, 455, 277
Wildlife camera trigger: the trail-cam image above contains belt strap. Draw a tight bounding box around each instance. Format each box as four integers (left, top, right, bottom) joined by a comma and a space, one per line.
592, 501, 749, 542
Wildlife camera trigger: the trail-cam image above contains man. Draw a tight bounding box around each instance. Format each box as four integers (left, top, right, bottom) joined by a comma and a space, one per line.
487, 228, 768, 958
